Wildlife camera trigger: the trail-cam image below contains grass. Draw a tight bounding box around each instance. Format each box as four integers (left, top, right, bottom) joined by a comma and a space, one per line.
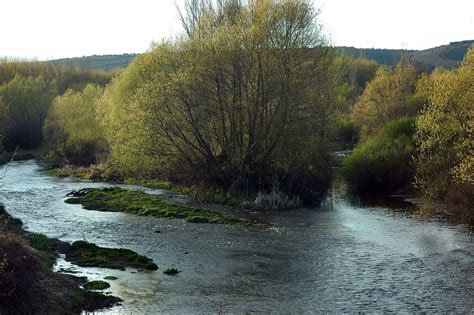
65, 187, 242, 224
66, 240, 158, 271
83, 280, 111, 290
163, 268, 181, 276
46, 164, 106, 180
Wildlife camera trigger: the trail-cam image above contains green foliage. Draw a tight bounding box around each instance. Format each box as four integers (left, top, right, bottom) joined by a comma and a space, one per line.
26, 233, 51, 252
414, 46, 474, 218
66, 240, 158, 271
0, 59, 113, 151
65, 187, 242, 224
0, 59, 113, 94
42, 84, 108, 166
100, 0, 338, 201
342, 117, 416, 193
83, 280, 111, 290
352, 57, 422, 140
0, 75, 57, 149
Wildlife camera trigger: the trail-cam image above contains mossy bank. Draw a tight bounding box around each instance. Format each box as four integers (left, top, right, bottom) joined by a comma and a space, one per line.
0, 205, 122, 314
66, 187, 243, 224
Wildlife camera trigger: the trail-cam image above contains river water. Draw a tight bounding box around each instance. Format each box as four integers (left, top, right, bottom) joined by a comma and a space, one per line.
0, 160, 473, 313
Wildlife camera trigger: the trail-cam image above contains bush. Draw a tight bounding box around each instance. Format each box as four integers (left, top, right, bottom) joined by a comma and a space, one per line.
342, 117, 416, 193
41, 84, 108, 166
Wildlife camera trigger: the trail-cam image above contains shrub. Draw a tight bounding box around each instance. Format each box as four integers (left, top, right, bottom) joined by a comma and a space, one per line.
41, 84, 108, 166
342, 117, 416, 193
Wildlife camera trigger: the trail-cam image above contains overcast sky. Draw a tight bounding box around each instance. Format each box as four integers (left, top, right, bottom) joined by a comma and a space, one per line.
1, 0, 473, 60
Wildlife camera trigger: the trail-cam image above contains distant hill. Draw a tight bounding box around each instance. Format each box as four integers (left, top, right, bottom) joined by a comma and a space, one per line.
51, 40, 473, 72
338, 40, 474, 71
51, 54, 138, 71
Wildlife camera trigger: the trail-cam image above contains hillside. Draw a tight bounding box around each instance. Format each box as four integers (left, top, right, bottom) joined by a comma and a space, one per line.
50, 40, 474, 71
51, 53, 138, 71
338, 40, 474, 70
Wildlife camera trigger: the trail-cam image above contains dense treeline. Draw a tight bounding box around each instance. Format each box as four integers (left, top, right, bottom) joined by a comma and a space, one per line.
0, 60, 113, 151
345, 45, 473, 220
1, 0, 471, 219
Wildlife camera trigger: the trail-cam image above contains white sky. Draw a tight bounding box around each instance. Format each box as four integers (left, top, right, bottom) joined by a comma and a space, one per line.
1, 0, 473, 60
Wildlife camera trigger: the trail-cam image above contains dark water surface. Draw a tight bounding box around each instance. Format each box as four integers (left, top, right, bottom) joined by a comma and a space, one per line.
1, 160, 472, 313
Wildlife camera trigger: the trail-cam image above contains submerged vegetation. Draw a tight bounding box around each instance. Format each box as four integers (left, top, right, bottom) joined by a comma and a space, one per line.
65, 187, 242, 224
66, 240, 158, 271
164, 268, 181, 276
83, 280, 111, 291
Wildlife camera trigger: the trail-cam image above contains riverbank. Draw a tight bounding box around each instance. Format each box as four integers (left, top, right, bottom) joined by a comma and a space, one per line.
0, 204, 123, 313
0, 150, 36, 165
47, 164, 305, 211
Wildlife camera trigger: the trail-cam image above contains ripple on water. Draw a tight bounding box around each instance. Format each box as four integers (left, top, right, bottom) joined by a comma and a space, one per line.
1, 160, 473, 313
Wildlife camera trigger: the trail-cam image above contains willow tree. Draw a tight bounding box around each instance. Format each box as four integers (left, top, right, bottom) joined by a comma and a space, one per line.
415, 46, 474, 218
101, 0, 339, 201
42, 85, 107, 166
352, 57, 421, 139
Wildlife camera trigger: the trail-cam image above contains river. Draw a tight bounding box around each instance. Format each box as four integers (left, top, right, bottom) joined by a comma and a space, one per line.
0, 160, 472, 313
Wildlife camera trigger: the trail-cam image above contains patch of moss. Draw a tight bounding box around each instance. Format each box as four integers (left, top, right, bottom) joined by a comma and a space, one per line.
83, 280, 110, 290
71, 287, 121, 311
163, 268, 181, 276
104, 276, 118, 280
66, 241, 158, 271
27, 232, 51, 252
65, 187, 242, 224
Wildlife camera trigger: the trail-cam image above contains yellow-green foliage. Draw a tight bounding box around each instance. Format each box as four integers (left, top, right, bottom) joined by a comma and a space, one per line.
96, 54, 168, 177
352, 57, 421, 140
42, 85, 107, 166
0, 59, 113, 151
99, 0, 338, 200
414, 46, 474, 217
0, 59, 112, 94
49, 85, 104, 142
